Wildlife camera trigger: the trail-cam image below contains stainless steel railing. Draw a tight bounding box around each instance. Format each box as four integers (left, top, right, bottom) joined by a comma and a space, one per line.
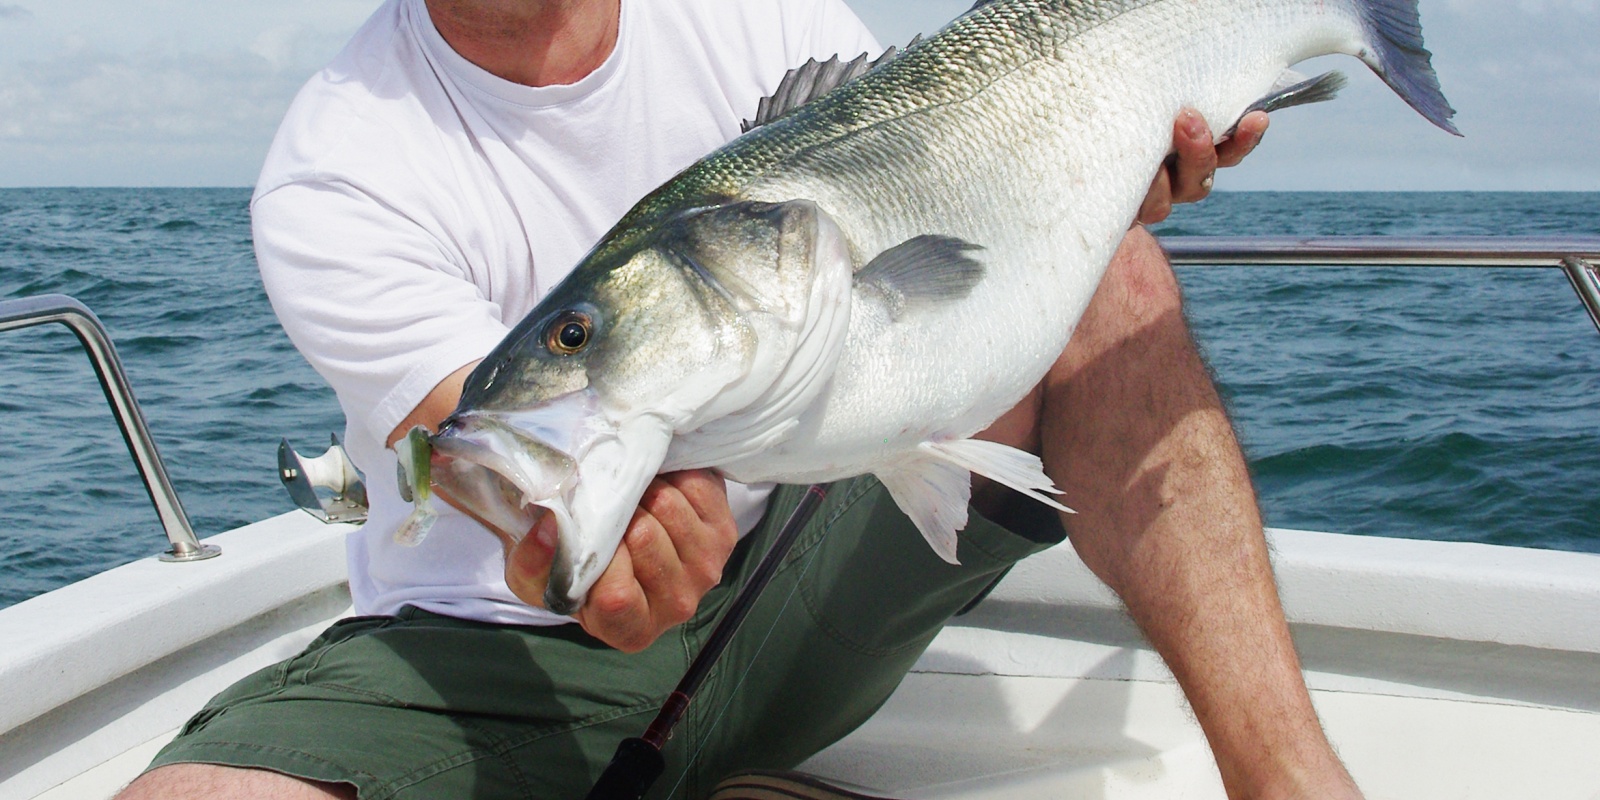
0, 294, 219, 562
2, 237, 1595, 564
1161, 235, 1600, 335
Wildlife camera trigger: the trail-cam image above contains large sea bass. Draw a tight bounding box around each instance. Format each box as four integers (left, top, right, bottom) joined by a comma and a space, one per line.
409, 0, 1459, 614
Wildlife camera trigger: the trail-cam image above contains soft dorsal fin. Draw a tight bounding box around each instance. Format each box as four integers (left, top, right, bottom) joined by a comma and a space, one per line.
855, 235, 985, 320
1225, 70, 1347, 138
741, 37, 922, 133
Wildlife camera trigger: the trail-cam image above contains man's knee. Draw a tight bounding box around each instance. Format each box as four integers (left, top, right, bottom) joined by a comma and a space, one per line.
118, 763, 356, 800
1093, 226, 1184, 328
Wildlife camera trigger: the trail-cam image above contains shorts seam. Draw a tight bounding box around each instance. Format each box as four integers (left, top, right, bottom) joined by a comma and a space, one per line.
156, 740, 383, 787
299, 618, 401, 678
374, 703, 659, 797
797, 581, 934, 658
794, 479, 937, 659
313, 681, 414, 707
789, 480, 1035, 659
781, 476, 879, 571
958, 526, 1044, 565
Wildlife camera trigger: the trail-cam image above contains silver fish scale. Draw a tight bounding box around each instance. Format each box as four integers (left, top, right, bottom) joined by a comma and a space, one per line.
592, 0, 1162, 264
442, 0, 1459, 608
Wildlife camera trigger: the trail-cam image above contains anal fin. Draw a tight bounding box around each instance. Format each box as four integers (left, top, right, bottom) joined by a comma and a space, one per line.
1225, 70, 1348, 139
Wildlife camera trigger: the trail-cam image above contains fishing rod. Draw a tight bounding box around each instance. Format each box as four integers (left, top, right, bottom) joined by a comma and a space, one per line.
585, 483, 831, 800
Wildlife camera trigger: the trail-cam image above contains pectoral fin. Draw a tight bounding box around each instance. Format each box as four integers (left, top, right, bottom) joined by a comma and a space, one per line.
393, 426, 438, 547
855, 235, 985, 320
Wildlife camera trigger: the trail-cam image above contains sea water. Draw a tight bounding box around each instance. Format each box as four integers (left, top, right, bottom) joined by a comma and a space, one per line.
0, 188, 1596, 609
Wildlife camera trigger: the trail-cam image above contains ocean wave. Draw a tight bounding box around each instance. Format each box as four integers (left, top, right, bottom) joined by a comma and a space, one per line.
3, 188, 1599, 608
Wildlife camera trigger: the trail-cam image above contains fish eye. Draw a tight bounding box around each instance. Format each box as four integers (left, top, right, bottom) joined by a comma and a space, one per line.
545, 310, 593, 355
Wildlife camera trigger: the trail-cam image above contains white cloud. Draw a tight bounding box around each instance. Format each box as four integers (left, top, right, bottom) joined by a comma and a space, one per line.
0, 0, 1594, 189
851, 0, 970, 46
849, 0, 1600, 190
0, 1, 376, 185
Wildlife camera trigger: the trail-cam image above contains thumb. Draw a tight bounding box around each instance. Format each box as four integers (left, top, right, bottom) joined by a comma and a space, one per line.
504, 511, 558, 609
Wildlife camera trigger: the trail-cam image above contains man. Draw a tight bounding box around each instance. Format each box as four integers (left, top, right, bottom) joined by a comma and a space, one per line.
121, 0, 1360, 797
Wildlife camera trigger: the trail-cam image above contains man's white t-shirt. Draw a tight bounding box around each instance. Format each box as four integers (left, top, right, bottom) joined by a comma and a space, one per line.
254, 0, 880, 625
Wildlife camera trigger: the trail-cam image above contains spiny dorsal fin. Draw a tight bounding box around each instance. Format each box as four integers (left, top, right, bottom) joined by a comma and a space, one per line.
741, 37, 923, 133
1224, 70, 1348, 139
855, 235, 984, 320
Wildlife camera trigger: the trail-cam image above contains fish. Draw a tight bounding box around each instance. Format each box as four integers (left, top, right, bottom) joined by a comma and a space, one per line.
413, 0, 1459, 615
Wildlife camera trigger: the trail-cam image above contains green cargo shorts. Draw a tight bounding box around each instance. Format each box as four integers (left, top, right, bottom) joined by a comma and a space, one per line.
147, 476, 1066, 799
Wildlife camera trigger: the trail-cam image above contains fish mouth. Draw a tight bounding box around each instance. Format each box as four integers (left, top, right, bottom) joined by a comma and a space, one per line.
429, 390, 674, 616
429, 412, 579, 546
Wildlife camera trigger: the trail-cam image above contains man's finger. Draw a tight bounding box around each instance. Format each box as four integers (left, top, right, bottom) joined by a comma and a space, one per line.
576, 542, 655, 652
654, 470, 736, 589
1217, 110, 1269, 168
503, 513, 558, 609
1138, 164, 1174, 225
619, 504, 700, 626
1169, 109, 1219, 205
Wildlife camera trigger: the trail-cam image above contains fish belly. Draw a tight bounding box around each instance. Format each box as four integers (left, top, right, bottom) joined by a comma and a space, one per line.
713, 0, 1369, 483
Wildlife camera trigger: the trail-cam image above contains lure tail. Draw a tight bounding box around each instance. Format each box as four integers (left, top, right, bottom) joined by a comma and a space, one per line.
394, 425, 438, 546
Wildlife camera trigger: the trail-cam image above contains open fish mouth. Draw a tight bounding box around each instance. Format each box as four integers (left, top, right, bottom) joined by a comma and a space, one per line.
429, 411, 579, 546
428, 389, 675, 615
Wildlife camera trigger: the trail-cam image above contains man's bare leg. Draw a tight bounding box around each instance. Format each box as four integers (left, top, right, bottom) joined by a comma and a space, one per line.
979, 227, 1360, 799
118, 763, 355, 800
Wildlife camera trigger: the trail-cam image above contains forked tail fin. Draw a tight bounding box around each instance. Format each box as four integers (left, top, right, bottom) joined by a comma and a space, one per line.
1359, 0, 1460, 135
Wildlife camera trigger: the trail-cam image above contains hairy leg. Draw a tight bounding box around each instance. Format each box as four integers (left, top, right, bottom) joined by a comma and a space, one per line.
977, 227, 1358, 799
118, 763, 356, 800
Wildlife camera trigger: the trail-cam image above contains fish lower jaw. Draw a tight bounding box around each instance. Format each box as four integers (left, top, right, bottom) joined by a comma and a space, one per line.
543, 541, 602, 617
543, 590, 581, 617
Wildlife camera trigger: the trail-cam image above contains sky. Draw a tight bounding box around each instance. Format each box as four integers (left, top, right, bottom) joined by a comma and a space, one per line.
0, 0, 1595, 189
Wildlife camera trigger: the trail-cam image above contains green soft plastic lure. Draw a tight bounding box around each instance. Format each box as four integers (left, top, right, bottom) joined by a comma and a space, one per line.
393, 425, 437, 546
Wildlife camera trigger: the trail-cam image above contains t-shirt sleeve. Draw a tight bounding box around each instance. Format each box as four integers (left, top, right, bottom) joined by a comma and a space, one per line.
253, 178, 509, 449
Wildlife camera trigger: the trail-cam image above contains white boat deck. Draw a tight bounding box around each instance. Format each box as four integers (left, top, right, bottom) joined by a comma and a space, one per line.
2, 512, 1598, 799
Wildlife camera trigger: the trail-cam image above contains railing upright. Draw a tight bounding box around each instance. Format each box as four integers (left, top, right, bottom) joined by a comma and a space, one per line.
0, 294, 219, 562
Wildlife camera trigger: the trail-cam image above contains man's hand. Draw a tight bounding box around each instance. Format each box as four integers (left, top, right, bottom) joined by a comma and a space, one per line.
503, 469, 739, 652
1138, 109, 1269, 224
